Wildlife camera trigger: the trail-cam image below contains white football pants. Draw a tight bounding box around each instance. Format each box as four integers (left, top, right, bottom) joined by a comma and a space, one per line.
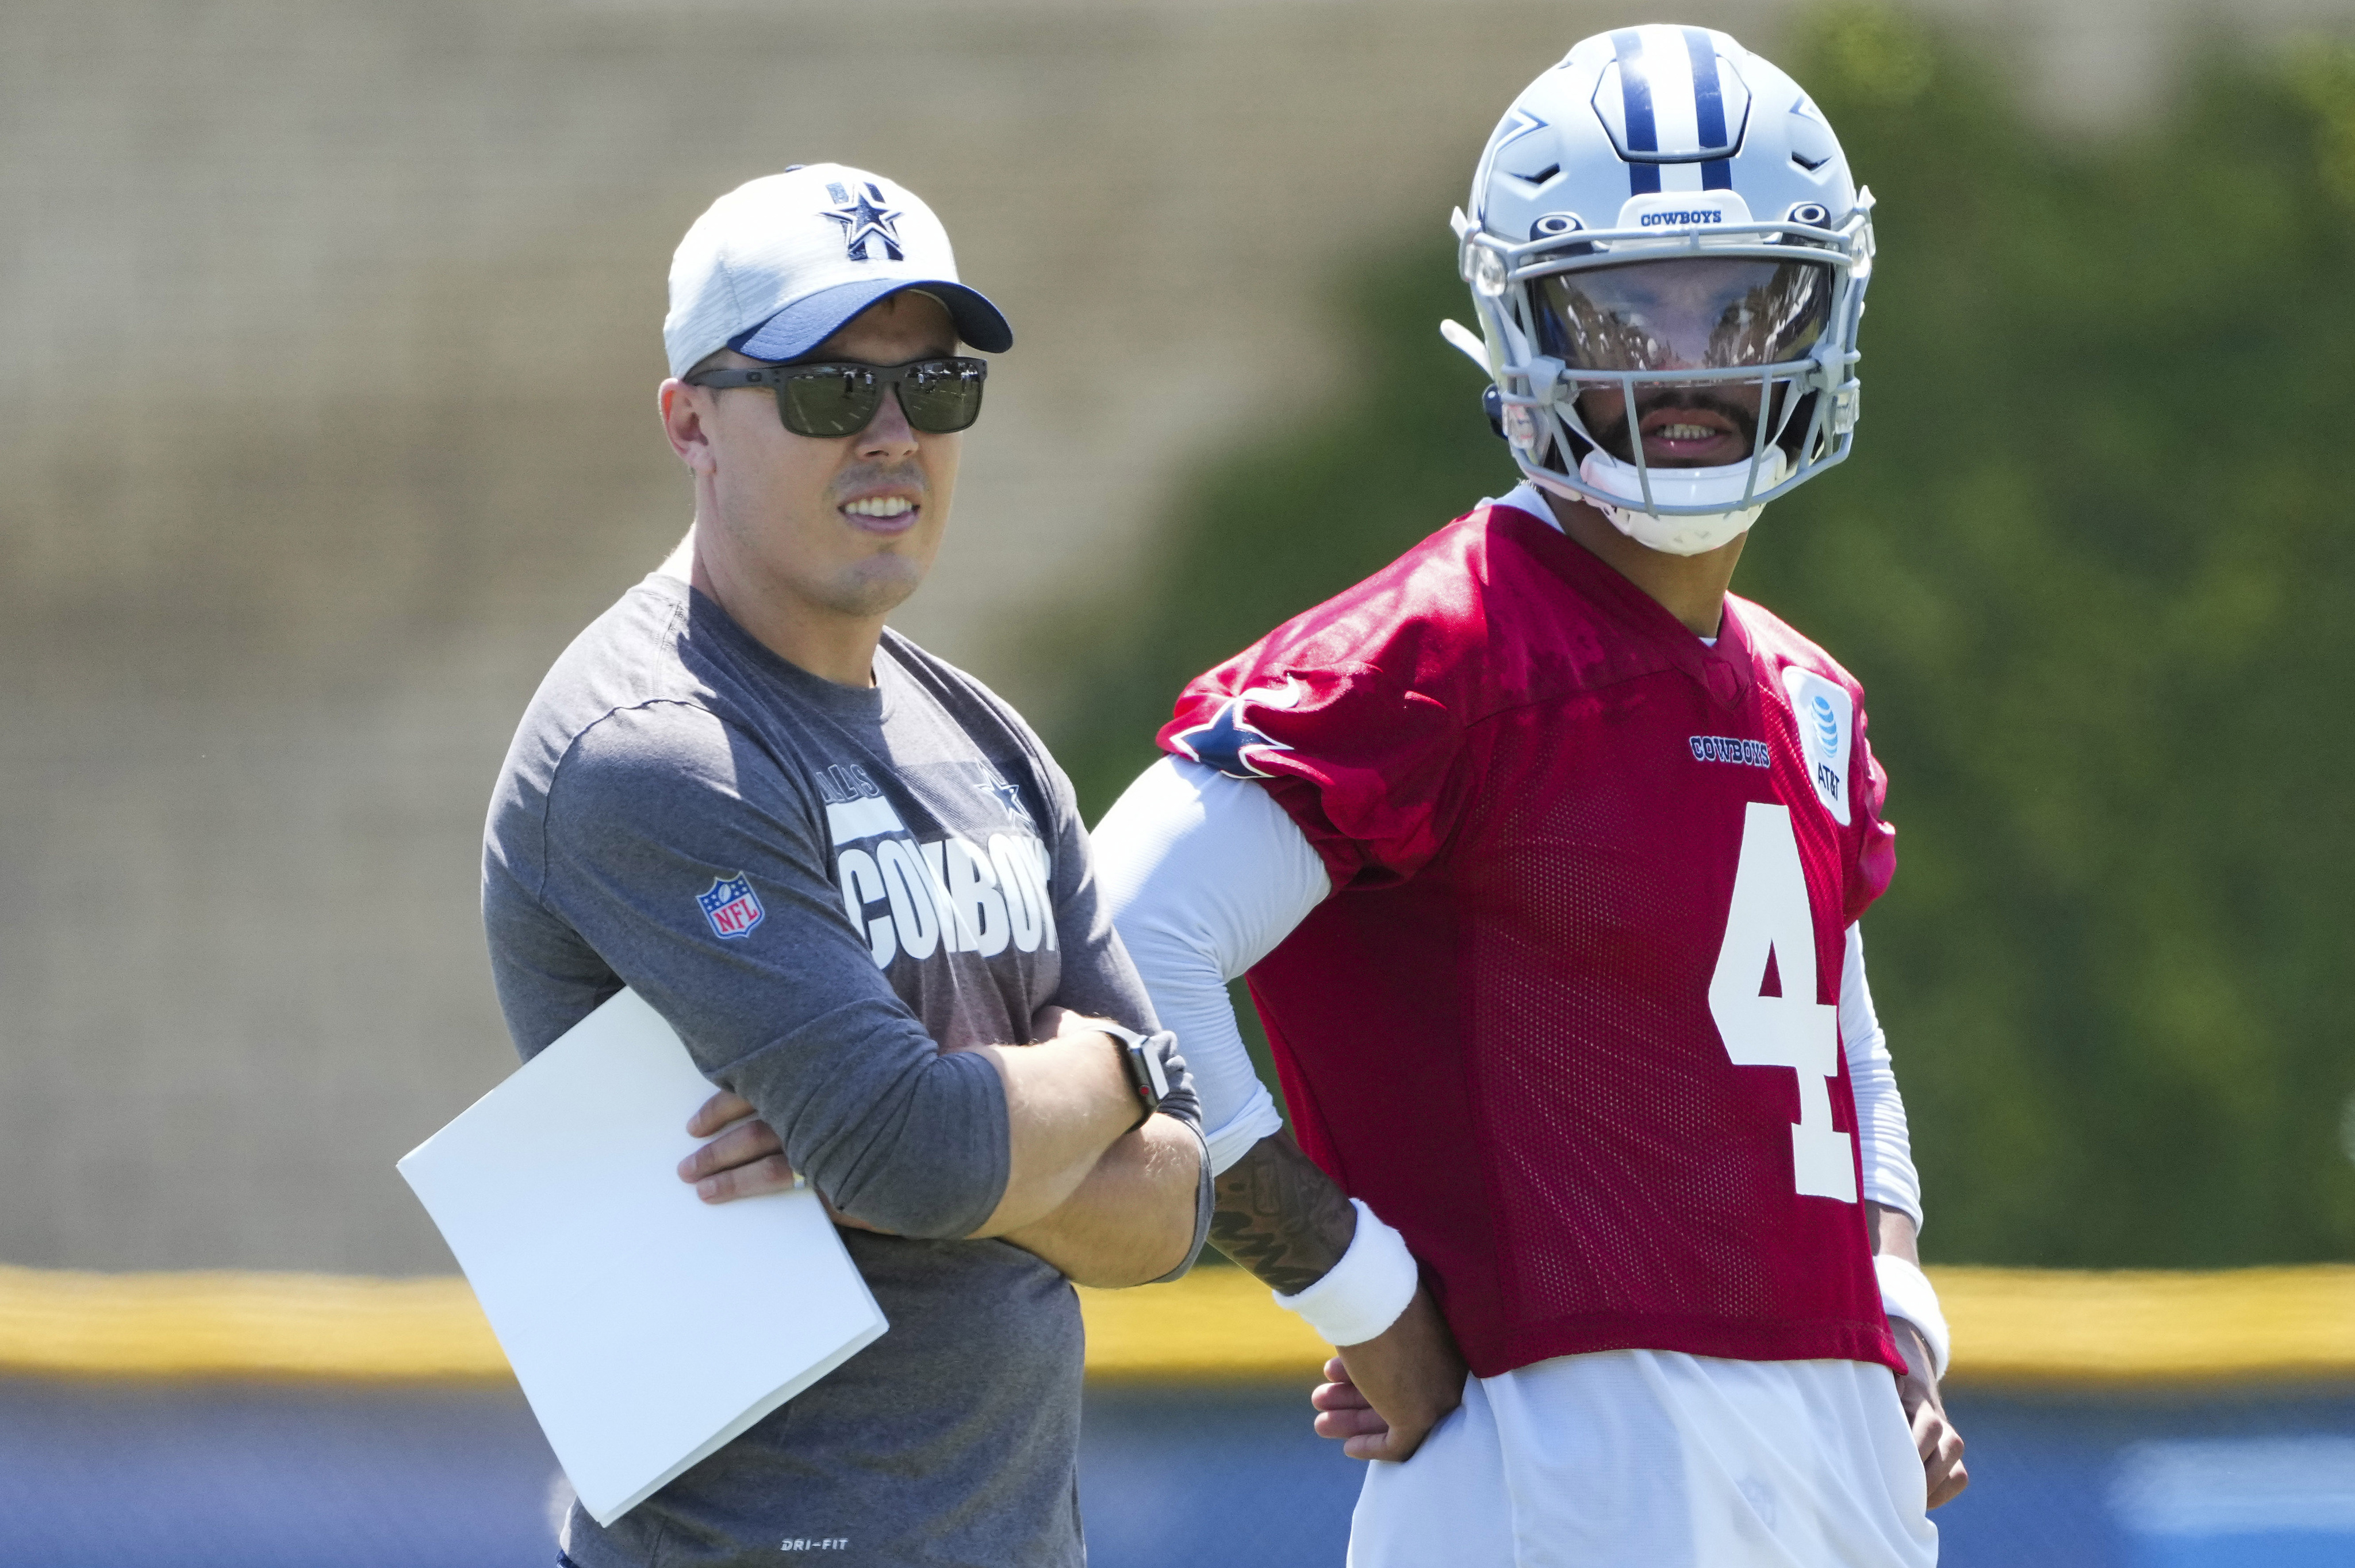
1347, 1350, 1938, 1568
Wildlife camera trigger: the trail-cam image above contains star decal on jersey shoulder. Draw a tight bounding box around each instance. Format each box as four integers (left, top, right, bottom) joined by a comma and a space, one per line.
822, 181, 904, 262
1171, 680, 1303, 780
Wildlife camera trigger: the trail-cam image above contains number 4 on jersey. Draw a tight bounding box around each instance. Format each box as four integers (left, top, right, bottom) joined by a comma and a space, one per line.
1707, 802, 1858, 1203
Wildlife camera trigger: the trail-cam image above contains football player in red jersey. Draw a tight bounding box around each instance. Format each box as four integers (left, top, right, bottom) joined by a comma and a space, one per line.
1095, 26, 1966, 1566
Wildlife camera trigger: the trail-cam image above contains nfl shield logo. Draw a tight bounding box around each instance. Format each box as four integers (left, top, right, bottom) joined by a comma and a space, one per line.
696, 873, 765, 940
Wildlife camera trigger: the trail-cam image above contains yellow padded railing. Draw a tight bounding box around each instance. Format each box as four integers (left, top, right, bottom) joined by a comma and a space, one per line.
0, 1262, 2348, 1387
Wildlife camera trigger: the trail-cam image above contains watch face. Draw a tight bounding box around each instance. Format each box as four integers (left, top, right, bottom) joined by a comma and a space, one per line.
1141, 1045, 1171, 1102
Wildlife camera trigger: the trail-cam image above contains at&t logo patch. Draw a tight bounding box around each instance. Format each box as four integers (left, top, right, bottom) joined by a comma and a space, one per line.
1778, 667, 1854, 825
697, 873, 765, 940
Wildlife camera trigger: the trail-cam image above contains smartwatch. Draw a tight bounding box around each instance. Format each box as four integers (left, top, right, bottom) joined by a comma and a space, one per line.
1098, 1023, 1172, 1131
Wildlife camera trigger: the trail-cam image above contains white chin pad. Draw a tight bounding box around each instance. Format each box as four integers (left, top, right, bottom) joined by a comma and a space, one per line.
1577, 448, 1788, 557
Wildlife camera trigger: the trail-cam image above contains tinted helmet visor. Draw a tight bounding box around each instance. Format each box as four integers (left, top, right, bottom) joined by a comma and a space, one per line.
1532, 256, 1835, 373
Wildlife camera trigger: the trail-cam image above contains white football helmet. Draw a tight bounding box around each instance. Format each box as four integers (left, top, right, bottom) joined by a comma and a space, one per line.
1445, 25, 1875, 555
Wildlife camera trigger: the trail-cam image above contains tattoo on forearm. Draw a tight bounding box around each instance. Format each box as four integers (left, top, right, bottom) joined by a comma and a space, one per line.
1209, 1135, 1357, 1295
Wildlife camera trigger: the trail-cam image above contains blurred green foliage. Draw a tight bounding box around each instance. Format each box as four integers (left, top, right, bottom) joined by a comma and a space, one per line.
1053, 7, 2355, 1267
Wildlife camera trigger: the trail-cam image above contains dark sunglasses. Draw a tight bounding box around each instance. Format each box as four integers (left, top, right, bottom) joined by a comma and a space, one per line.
684, 356, 988, 438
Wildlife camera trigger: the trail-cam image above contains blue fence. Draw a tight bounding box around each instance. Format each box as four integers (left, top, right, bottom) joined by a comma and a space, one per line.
0, 1377, 2348, 1566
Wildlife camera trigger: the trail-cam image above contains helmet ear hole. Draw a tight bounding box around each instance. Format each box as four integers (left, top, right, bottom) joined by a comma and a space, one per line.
1482, 385, 1589, 474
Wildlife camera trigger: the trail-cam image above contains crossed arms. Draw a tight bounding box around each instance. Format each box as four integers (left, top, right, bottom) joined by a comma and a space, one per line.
682, 1005, 1207, 1288
528, 701, 1206, 1289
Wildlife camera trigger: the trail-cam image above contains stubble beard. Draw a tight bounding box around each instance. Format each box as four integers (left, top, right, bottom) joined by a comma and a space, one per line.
1584, 389, 1761, 469
818, 459, 934, 619
822, 555, 925, 620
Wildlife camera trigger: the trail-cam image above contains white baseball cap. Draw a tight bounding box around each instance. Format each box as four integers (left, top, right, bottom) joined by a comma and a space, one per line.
663, 164, 1012, 378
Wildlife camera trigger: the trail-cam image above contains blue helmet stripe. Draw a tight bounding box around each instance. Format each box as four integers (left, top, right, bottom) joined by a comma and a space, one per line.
1683, 28, 1727, 145
1610, 29, 1662, 194
1683, 28, 1735, 189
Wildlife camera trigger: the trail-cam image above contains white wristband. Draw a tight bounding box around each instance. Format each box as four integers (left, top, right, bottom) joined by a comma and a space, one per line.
1875, 1254, 1950, 1379
1271, 1199, 1420, 1347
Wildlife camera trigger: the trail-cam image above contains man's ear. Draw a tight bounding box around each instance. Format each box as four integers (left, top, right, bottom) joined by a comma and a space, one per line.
659, 378, 718, 477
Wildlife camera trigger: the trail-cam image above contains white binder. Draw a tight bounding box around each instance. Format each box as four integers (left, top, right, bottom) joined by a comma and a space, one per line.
398, 987, 887, 1525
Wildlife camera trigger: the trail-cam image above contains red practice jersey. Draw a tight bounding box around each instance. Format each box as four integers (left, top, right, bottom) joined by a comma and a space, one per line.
1159, 499, 1907, 1379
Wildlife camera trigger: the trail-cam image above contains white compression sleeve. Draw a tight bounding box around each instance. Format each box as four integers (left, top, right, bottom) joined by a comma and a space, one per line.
1842, 921, 1923, 1231
1094, 756, 1328, 1175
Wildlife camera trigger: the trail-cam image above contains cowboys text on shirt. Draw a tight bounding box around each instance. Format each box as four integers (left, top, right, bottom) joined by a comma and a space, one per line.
814, 762, 1056, 969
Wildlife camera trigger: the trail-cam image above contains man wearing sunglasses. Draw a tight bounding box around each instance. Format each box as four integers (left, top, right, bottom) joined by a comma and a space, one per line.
484, 164, 1209, 1568
1095, 27, 1962, 1567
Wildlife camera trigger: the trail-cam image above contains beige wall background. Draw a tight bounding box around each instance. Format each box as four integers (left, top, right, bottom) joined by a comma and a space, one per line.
1, 0, 2341, 1272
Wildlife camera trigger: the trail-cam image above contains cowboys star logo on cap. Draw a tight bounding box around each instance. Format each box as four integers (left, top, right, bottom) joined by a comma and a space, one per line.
662, 163, 1014, 378
821, 181, 904, 262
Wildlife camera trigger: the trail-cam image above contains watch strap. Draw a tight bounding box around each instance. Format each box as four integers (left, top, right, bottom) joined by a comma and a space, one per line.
1098, 1023, 1171, 1129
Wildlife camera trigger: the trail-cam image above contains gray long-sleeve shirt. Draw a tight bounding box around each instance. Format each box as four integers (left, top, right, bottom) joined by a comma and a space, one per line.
483, 573, 1203, 1567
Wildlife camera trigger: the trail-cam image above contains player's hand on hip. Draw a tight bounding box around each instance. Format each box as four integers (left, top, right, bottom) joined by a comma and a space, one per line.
1891, 1318, 1969, 1508
1310, 1285, 1467, 1462
678, 1091, 876, 1229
